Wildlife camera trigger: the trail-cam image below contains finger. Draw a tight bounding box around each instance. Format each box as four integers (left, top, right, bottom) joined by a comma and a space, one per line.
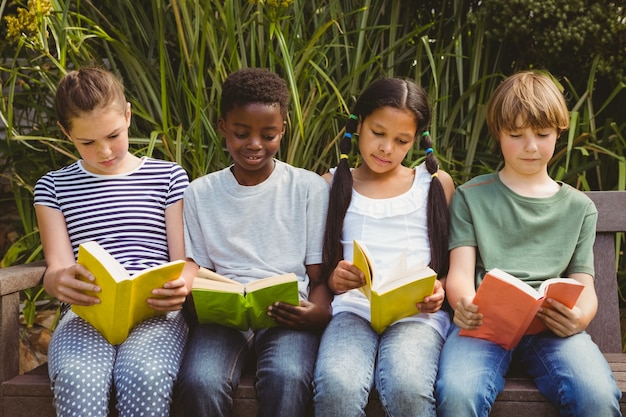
60, 287, 100, 306
148, 296, 186, 311
162, 277, 186, 289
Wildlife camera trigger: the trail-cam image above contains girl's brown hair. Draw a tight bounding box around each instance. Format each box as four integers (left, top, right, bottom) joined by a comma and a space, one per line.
55, 67, 126, 132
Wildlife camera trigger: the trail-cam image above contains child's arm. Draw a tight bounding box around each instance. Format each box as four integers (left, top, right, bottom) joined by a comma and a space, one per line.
148, 199, 199, 311
35, 205, 101, 305
446, 246, 484, 329
536, 272, 598, 337
267, 263, 333, 329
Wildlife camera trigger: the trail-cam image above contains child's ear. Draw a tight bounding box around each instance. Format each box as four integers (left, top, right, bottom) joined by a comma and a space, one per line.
217, 118, 226, 136
57, 121, 72, 141
125, 102, 132, 127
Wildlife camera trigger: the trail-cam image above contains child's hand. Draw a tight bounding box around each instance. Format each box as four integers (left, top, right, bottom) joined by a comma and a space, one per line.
536, 298, 585, 337
329, 260, 365, 294
148, 277, 189, 312
417, 280, 445, 313
453, 296, 483, 329
266, 300, 331, 330
49, 263, 101, 306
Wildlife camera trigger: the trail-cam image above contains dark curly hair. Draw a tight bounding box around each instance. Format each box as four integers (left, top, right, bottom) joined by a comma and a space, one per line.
220, 68, 289, 120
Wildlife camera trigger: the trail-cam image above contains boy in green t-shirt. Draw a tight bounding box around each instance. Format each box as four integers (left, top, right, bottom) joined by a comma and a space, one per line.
435, 71, 621, 416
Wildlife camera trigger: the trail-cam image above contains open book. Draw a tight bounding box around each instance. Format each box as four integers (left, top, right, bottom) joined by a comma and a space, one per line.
73, 241, 185, 345
191, 268, 300, 330
353, 240, 437, 334
459, 268, 585, 350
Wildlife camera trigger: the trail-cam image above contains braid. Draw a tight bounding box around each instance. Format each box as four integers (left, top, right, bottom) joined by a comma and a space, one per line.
420, 132, 450, 276
321, 114, 358, 281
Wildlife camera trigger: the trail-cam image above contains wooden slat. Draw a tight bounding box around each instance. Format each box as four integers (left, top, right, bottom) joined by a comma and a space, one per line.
0, 261, 46, 385
585, 191, 626, 233
0, 261, 46, 296
587, 233, 623, 352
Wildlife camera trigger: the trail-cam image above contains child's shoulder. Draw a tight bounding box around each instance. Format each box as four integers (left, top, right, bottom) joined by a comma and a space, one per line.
457, 172, 498, 192
141, 156, 185, 171
276, 160, 327, 189
37, 160, 82, 182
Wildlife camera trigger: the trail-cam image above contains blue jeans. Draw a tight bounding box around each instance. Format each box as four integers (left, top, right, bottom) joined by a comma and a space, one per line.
313, 312, 444, 417
176, 323, 320, 417
436, 324, 622, 417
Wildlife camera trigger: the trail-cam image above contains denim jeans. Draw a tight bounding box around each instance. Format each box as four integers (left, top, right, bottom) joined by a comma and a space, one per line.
176, 323, 320, 417
436, 324, 622, 417
313, 312, 444, 417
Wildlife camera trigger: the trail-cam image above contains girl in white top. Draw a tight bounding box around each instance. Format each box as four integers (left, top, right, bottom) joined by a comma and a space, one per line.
312, 77, 455, 417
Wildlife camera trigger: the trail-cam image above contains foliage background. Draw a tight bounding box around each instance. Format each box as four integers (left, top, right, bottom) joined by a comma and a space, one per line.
0, 0, 625, 335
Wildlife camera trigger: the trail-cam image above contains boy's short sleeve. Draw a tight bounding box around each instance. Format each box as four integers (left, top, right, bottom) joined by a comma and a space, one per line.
448, 187, 478, 250
566, 197, 597, 277
304, 176, 330, 266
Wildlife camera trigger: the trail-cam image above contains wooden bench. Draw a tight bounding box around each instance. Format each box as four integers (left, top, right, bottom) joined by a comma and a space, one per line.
1, 191, 625, 416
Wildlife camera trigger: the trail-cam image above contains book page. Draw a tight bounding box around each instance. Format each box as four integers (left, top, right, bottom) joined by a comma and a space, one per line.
78, 241, 130, 283
245, 273, 297, 293
538, 277, 584, 297
197, 268, 240, 284
486, 268, 541, 300
375, 265, 436, 294
192, 277, 244, 294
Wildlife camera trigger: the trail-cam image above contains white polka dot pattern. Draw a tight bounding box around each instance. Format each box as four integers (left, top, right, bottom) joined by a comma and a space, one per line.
48, 310, 188, 416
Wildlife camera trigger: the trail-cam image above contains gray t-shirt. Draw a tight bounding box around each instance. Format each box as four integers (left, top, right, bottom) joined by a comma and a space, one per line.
449, 172, 597, 290
183, 160, 329, 299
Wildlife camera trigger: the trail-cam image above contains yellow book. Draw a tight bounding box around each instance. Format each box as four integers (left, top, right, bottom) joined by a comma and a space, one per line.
353, 239, 437, 333
73, 241, 185, 345
191, 268, 300, 330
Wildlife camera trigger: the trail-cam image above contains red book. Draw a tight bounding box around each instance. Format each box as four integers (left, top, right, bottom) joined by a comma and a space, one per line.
459, 268, 585, 350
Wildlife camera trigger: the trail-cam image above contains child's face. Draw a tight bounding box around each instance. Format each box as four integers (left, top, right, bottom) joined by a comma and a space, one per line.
499, 118, 558, 177
62, 103, 134, 175
219, 103, 285, 185
357, 106, 416, 175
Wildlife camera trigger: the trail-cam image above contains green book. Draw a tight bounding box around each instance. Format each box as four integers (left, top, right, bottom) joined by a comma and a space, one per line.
191, 268, 300, 330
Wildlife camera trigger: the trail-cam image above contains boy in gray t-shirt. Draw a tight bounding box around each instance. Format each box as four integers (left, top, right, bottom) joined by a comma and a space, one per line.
176, 68, 331, 417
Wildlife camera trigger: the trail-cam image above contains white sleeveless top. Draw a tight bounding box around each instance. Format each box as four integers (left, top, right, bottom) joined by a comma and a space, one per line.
331, 162, 450, 338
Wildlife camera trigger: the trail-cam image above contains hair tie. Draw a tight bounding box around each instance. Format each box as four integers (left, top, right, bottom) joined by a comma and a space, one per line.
344, 132, 352, 139
349, 114, 358, 120
431, 172, 438, 179
425, 147, 434, 155
340, 154, 349, 160
422, 131, 430, 137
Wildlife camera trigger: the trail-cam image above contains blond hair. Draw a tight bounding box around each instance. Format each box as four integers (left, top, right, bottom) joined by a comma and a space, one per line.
486, 71, 570, 145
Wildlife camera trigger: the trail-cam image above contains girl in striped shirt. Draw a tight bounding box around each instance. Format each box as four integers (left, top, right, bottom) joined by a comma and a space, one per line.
34, 67, 197, 417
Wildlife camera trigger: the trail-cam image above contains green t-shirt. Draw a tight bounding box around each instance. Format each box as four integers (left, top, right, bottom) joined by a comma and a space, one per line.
449, 173, 597, 290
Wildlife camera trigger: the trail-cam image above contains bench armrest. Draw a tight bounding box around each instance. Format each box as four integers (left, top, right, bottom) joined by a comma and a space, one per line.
0, 261, 47, 384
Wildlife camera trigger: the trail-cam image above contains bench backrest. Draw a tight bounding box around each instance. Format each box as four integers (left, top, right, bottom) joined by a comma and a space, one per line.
585, 191, 625, 353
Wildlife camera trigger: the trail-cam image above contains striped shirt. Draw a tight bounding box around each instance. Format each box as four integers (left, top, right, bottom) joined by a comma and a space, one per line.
34, 157, 189, 275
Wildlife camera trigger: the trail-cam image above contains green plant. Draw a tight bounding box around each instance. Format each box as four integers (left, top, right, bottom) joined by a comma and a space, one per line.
1, 0, 625, 334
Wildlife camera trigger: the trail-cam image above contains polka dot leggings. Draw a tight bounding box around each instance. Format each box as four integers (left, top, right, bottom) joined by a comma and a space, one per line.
48, 310, 188, 417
